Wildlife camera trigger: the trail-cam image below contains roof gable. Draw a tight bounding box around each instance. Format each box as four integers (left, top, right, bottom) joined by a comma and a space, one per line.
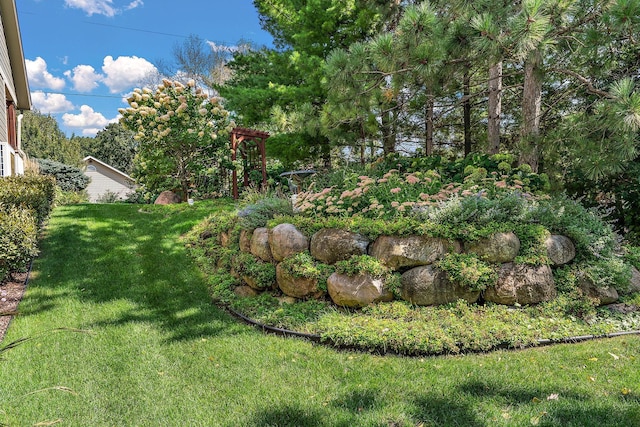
83, 156, 134, 180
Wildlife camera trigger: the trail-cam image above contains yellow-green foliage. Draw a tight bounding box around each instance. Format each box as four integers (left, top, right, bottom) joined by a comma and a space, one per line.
0, 207, 38, 282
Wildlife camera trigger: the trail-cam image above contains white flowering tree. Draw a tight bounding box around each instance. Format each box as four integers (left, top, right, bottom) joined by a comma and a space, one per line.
119, 79, 233, 200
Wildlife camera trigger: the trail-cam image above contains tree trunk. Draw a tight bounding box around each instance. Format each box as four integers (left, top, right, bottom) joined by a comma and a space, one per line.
360, 122, 366, 165
488, 61, 502, 154
381, 108, 396, 155
425, 94, 434, 156
463, 68, 472, 156
520, 50, 543, 172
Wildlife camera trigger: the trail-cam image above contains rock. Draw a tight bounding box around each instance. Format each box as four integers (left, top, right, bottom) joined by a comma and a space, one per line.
242, 275, 262, 291
578, 273, 619, 306
250, 228, 274, 262
400, 265, 481, 306
465, 232, 520, 263
606, 303, 639, 315
239, 229, 253, 253
369, 235, 461, 270
277, 296, 298, 305
276, 263, 319, 299
545, 235, 576, 266
375, 288, 395, 303
327, 272, 384, 308
234, 286, 258, 298
620, 266, 640, 296
484, 263, 556, 305
269, 223, 309, 262
219, 231, 232, 248
310, 228, 370, 265
154, 190, 181, 205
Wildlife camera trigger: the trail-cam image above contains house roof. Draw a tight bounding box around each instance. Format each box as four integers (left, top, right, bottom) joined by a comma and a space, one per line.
0, 0, 31, 110
83, 156, 134, 181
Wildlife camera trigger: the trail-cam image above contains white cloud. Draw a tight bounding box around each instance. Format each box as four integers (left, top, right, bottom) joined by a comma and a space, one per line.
101, 55, 157, 93
64, 0, 117, 17
64, 65, 103, 92
64, 0, 143, 17
26, 57, 66, 90
31, 91, 75, 113
125, 0, 143, 10
62, 105, 115, 136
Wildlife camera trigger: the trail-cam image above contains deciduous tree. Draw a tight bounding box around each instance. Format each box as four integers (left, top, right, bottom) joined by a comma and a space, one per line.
119, 79, 233, 200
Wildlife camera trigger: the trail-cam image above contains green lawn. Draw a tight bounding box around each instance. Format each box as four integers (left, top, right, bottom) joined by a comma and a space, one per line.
1, 202, 639, 426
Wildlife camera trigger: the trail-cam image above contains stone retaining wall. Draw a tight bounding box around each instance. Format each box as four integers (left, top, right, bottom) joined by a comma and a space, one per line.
224, 223, 639, 309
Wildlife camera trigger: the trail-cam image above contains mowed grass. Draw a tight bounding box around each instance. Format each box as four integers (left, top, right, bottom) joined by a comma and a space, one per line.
1, 202, 639, 427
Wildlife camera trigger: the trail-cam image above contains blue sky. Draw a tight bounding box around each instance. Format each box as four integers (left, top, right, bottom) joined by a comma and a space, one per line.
17, 0, 274, 136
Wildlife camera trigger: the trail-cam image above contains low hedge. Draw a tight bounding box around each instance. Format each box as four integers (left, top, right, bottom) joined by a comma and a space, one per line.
0, 174, 56, 226
0, 174, 56, 282
0, 207, 38, 282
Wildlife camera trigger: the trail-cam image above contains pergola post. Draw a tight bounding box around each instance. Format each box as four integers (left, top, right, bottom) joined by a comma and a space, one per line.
230, 127, 270, 199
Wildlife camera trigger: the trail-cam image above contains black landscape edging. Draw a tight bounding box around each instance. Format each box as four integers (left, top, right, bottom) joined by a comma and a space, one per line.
228, 306, 640, 357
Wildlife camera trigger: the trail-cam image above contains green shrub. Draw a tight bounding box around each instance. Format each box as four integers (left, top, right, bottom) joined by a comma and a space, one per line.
36, 158, 89, 192
0, 207, 38, 282
55, 188, 88, 205
435, 253, 497, 291
526, 195, 619, 262
278, 252, 334, 292
0, 174, 56, 226
334, 255, 388, 278
96, 190, 122, 203
237, 196, 293, 229
623, 246, 640, 270
233, 252, 276, 289
513, 223, 550, 265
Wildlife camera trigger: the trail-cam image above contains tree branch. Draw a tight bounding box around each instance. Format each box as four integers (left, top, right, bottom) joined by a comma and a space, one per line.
550, 68, 615, 99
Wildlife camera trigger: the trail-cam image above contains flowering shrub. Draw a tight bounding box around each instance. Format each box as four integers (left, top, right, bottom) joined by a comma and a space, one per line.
295, 166, 538, 220
119, 79, 233, 200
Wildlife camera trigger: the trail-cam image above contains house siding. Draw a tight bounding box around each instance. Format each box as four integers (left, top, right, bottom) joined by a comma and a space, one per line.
85, 163, 135, 202
0, 14, 15, 94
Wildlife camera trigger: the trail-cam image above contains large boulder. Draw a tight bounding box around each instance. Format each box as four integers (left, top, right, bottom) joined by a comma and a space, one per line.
484, 263, 556, 305
400, 265, 481, 306
276, 263, 319, 299
239, 229, 253, 253
327, 272, 384, 308
154, 190, 181, 205
464, 232, 520, 263
242, 275, 261, 291
545, 235, 576, 266
269, 224, 309, 262
310, 228, 370, 265
578, 273, 619, 306
250, 228, 274, 262
369, 235, 461, 270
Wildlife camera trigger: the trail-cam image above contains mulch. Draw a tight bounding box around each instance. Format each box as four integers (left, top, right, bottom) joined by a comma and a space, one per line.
0, 272, 28, 343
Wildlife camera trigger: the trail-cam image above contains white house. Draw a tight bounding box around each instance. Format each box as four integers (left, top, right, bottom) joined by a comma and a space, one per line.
0, 0, 31, 177
83, 156, 137, 202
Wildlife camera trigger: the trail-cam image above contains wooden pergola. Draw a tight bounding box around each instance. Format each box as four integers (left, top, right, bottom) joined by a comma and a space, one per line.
230, 127, 269, 199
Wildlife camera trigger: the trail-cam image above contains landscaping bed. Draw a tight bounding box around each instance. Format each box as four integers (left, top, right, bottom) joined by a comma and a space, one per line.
0, 271, 28, 343
185, 154, 640, 356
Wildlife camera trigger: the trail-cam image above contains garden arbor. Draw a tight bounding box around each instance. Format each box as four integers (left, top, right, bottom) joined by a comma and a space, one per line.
230, 127, 269, 199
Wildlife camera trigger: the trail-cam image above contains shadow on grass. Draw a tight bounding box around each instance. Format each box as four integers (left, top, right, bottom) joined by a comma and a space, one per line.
455, 379, 640, 427
243, 391, 485, 427
21, 202, 247, 343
